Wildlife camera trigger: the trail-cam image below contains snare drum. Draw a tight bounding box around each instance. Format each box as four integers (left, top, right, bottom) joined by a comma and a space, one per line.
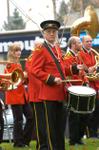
67, 86, 96, 114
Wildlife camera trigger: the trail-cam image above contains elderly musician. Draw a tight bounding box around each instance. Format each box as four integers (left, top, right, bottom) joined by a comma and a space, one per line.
63, 36, 89, 145
30, 20, 67, 150
79, 34, 99, 138
5, 43, 34, 148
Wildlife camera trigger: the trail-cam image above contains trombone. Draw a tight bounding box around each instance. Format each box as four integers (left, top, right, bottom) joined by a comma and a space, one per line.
0, 59, 27, 64
0, 68, 24, 91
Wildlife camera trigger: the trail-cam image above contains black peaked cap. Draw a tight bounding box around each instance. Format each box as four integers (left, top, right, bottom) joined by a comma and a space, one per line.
40, 20, 61, 30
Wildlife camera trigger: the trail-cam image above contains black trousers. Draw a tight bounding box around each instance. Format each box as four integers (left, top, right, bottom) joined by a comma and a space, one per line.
34, 101, 66, 150
30, 102, 39, 149
11, 103, 34, 145
69, 109, 90, 144
88, 98, 99, 137
33, 102, 48, 150
0, 108, 4, 143
69, 111, 81, 144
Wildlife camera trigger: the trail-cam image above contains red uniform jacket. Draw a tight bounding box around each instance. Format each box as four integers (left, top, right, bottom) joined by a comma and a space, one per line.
5, 63, 26, 105
30, 44, 66, 101
64, 50, 88, 85
79, 49, 99, 97
64, 50, 82, 76
25, 53, 42, 102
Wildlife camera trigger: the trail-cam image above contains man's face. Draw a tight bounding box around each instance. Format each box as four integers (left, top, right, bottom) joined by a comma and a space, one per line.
75, 38, 82, 52
82, 36, 92, 50
43, 28, 58, 44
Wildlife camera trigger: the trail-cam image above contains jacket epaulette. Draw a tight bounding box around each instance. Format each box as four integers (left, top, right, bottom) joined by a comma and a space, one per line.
34, 44, 43, 51
64, 51, 73, 59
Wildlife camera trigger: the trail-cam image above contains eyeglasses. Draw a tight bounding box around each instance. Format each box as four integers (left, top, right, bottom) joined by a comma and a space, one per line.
44, 29, 58, 34
86, 40, 92, 43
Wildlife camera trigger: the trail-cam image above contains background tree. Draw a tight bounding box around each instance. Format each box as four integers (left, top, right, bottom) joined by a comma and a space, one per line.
90, 0, 99, 7
70, 0, 81, 12
70, 0, 99, 13
3, 8, 26, 31
83, 0, 99, 8
51, 0, 57, 19
56, 0, 68, 25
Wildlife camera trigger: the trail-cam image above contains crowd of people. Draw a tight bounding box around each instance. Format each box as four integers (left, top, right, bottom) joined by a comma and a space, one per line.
0, 19, 99, 150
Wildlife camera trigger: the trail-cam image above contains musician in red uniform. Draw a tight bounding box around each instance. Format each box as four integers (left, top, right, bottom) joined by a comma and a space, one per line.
64, 36, 89, 145
64, 36, 88, 86
25, 52, 47, 149
30, 20, 66, 150
5, 43, 34, 148
79, 35, 99, 138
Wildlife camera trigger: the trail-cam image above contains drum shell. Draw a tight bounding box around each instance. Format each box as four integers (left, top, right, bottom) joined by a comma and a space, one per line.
67, 86, 96, 114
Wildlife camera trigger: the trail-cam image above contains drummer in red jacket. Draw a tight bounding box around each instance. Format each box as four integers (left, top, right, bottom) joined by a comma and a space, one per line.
5, 42, 34, 148
64, 36, 89, 146
30, 20, 66, 150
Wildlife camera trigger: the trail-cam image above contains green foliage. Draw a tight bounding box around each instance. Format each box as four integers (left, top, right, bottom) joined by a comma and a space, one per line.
1, 141, 36, 150
3, 8, 26, 31
0, 138, 99, 150
59, 0, 68, 16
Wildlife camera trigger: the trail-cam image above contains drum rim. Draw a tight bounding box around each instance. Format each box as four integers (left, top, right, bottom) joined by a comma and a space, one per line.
68, 85, 96, 96
70, 109, 95, 114
68, 91, 96, 97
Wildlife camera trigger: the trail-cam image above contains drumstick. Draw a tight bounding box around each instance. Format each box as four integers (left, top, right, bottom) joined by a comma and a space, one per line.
0, 61, 14, 64
61, 79, 82, 83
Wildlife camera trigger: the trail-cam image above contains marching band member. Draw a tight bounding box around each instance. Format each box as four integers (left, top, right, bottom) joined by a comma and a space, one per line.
25, 51, 45, 150
5, 43, 34, 148
64, 36, 88, 145
30, 20, 67, 150
64, 36, 88, 86
79, 35, 99, 138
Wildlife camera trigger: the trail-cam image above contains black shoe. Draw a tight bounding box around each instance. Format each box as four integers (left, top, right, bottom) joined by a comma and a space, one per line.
77, 141, 85, 145
69, 141, 76, 145
90, 136, 99, 139
23, 142, 30, 147
13, 143, 26, 147
24, 144, 29, 148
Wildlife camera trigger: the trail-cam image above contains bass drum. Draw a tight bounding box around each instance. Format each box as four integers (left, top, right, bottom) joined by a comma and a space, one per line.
67, 85, 96, 114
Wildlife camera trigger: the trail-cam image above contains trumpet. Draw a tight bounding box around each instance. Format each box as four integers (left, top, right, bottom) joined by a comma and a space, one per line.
95, 55, 99, 67
86, 54, 99, 81
0, 68, 24, 91
0, 59, 27, 64
0, 60, 14, 65
86, 72, 99, 81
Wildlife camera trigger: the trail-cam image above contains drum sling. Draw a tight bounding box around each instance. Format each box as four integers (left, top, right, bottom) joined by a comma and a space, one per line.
43, 41, 65, 80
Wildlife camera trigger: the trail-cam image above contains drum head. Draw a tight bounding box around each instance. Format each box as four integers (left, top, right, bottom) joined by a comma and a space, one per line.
68, 85, 96, 96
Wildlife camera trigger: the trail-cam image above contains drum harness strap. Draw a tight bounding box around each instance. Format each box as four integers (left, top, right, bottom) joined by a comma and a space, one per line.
43, 41, 65, 80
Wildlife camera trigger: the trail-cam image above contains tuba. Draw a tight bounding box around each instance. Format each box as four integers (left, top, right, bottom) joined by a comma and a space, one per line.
71, 5, 99, 81
0, 68, 24, 91
71, 5, 99, 38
